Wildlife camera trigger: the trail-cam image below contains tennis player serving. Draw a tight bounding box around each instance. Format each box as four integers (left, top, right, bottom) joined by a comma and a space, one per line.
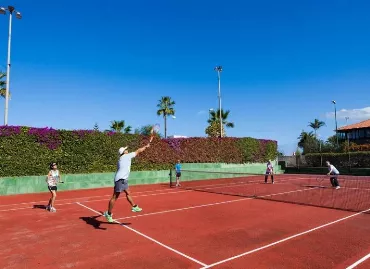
103, 124, 158, 223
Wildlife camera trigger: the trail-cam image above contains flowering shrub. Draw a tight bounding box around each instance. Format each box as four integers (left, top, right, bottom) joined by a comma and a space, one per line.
0, 125, 278, 177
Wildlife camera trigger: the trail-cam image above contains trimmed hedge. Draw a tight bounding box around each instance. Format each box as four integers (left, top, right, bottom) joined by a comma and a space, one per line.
0, 126, 278, 177
305, 151, 370, 167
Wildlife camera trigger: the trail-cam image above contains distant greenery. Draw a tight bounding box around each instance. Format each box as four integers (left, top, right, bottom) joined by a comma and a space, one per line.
110, 120, 132, 133
156, 96, 176, 138
205, 109, 234, 137
0, 71, 8, 98
0, 125, 277, 177
305, 152, 370, 168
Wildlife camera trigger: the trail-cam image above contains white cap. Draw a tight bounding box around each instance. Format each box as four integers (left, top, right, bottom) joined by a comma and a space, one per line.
119, 146, 128, 155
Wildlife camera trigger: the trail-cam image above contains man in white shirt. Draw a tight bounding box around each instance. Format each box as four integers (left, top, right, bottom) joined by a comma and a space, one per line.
104, 143, 150, 223
326, 161, 340, 189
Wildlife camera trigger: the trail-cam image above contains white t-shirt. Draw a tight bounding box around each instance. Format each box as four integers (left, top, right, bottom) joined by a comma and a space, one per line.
47, 170, 60, 186
114, 152, 136, 182
266, 162, 273, 173
329, 164, 339, 175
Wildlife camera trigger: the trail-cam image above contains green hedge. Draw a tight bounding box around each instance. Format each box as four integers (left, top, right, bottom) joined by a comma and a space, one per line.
0, 126, 278, 177
305, 151, 370, 167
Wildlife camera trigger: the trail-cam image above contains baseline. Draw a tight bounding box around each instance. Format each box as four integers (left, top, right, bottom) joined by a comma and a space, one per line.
76, 202, 208, 267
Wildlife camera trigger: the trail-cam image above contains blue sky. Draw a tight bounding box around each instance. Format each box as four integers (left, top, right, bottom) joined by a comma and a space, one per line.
1, 0, 370, 154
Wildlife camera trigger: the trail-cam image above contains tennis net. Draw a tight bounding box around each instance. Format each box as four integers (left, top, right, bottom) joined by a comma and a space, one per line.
169, 169, 370, 214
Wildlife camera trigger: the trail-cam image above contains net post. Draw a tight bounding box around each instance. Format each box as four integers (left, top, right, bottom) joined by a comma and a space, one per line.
169, 169, 173, 187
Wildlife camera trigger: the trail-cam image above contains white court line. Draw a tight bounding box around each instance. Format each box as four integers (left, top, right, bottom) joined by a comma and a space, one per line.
0, 175, 316, 208
0, 179, 315, 213
346, 253, 370, 269
116, 187, 318, 221
76, 202, 208, 267
0, 190, 191, 212
200, 208, 370, 268
0, 187, 180, 208
116, 198, 249, 220
0, 177, 305, 212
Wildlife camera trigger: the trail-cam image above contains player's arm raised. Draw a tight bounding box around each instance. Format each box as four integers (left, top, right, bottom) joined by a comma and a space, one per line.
135, 143, 150, 156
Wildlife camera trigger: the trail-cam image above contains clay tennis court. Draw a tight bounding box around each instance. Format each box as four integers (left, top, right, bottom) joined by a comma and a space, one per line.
1, 174, 370, 269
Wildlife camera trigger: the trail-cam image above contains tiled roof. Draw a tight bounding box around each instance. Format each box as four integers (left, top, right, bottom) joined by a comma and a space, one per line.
338, 119, 370, 131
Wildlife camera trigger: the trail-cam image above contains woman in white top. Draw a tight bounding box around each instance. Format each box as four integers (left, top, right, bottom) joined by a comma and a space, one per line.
265, 160, 274, 184
46, 162, 63, 212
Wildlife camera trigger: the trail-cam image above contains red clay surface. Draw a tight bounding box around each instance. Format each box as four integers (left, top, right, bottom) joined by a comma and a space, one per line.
1, 178, 370, 269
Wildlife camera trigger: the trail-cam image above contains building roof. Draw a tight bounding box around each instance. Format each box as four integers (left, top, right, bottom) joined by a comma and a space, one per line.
338, 119, 370, 131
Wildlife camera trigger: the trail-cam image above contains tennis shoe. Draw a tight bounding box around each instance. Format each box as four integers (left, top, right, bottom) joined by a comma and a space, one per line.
104, 211, 114, 223
132, 206, 142, 212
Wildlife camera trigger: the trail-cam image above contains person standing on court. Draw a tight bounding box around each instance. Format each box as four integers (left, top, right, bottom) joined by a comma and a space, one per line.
326, 161, 340, 189
175, 160, 182, 187
46, 162, 63, 212
265, 160, 274, 184
104, 143, 151, 223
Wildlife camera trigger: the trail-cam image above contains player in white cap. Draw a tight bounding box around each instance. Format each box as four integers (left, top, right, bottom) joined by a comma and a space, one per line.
104, 143, 151, 223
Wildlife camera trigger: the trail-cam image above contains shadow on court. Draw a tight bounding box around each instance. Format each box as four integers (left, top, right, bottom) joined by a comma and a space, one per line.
80, 214, 131, 230
33, 204, 47, 210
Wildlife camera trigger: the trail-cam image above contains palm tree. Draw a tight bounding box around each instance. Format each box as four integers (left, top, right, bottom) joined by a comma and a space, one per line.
0, 71, 7, 98
134, 124, 161, 137
205, 121, 225, 137
297, 130, 316, 153
207, 109, 234, 136
156, 96, 175, 138
110, 120, 125, 132
123, 126, 132, 134
308, 119, 326, 137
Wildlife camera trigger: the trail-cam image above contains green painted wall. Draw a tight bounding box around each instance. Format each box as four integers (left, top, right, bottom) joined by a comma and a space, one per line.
0, 162, 282, 196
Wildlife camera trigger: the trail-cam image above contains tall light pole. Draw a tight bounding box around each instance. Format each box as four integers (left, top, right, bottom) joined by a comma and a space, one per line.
345, 116, 351, 171
332, 100, 338, 147
0, 6, 22, 126
214, 66, 223, 137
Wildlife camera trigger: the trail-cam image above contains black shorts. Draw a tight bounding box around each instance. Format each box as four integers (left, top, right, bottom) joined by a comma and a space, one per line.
176, 172, 181, 177
48, 186, 57, 191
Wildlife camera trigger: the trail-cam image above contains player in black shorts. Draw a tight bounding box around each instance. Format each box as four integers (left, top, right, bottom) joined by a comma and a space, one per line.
46, 162, 63, 212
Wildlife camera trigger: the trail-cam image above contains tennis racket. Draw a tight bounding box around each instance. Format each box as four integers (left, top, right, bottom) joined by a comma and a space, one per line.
150, 123, 160, 143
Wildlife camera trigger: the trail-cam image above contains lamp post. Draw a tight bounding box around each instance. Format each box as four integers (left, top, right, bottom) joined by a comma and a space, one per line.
0, 6, 22, 126
345, 116, 351, 171
317, 134, 323, 167
332, 100, 338, 147
214, 66, 223, 137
